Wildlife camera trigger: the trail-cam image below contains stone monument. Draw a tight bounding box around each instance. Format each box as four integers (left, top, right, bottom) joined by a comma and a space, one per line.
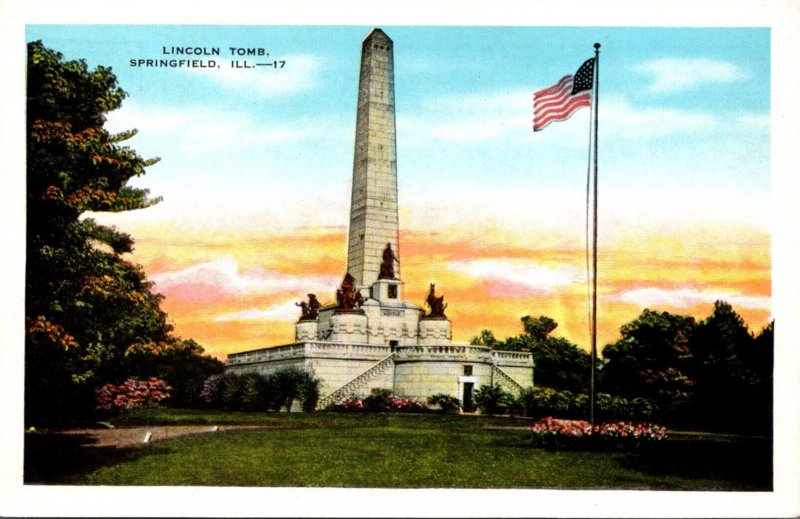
225, 29, 534, 410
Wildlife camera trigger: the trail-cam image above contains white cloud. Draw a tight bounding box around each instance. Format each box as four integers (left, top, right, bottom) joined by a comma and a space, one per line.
189, 54, 323, 96
151, 255, 339, 296
105, 102, 329, 153
601, 95, 718, 138
215, 301, 300, 322
399, 89, 536, 144
634, 58, 749, 94
605, 287, 770, 310
447, 259, 583, 293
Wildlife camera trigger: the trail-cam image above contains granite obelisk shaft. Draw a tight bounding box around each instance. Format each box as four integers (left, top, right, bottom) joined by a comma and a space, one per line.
346, 28, 400, 288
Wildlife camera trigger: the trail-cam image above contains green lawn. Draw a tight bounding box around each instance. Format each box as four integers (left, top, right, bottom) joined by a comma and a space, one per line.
24, 410, 771, 489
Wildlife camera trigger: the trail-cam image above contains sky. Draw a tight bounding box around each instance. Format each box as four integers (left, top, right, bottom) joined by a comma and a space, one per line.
25, 24, 772, 359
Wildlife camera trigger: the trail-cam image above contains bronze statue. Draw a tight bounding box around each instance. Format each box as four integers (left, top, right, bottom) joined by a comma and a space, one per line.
336, 273, 364, 311
378, 242, 399, 280
295, 293, 321, 321
425, 283, 447, 318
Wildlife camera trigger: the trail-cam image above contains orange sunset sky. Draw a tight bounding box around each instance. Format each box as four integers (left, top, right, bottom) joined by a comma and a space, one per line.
26, 25, 771, 360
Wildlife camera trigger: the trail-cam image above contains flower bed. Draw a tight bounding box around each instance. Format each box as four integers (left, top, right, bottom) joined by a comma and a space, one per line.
530, 417, 667, 449
330, 394, 430, 413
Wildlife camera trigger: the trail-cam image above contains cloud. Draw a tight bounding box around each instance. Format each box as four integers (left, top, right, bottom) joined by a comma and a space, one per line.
601, 95, 718, 138
151, 255, 339, 299
189, 54, 323, 96
399, 89, 534, 143
447, 259, 583, 295
634, 58, 749, 94
105, 102, 329, 153
604, 287, 770, 310
215, 301, 300, 322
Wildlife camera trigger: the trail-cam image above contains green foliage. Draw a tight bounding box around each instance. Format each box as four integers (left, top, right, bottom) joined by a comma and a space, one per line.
208, 368, 320, 413
489, 315, 591, 393
427, 393, 462, 413
474, 384, 514, 415
468, 329, 497, 347
24, 41, 212, 425
601, 309, 697, 421
298, 372, 322, 413
364, 388, 393, 413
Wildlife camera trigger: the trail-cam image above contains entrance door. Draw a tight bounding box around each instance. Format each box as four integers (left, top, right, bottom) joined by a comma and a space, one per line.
462, 382, 475, 412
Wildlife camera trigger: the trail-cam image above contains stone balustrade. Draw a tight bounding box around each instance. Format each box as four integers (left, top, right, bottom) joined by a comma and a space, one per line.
490, 350, 534, 367
393, 344, 493, 363
226, 341, 390, 365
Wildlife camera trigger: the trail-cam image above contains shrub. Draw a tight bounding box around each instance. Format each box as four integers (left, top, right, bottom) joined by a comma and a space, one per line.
428, 393, 462, 413
364, 388, 393, 412
199, 374, 224, 408
385, 396, 429, 413
298, 372, 322, 413
331, 397, 364, 412
474, 384, 514, 415
95, 377, 171, 411
530, 416, 667, 450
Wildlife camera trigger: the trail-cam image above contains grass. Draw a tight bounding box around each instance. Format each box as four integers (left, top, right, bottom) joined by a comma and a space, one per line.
24, 409, 772, 489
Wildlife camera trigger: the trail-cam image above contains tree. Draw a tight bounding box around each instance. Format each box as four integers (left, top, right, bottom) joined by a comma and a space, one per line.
25, 41, 204, 424
488, 315, 591, 393
689, 301, 770, 432
601, 309, 697, 420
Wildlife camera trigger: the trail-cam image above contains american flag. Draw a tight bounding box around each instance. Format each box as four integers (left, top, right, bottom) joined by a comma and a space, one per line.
533, 57, 595, 132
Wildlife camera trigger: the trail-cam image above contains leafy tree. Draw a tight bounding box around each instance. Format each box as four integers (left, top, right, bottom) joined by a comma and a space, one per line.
489, 315, 591, 393
689, 302, 771, 432
25, 41, 205, 424
601, 309, 696, 419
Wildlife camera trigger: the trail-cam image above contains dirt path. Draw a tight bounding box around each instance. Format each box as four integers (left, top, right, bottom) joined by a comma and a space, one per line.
55, 424, 278, 449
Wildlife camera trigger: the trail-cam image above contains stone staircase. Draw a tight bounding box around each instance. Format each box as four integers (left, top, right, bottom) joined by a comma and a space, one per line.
317, 354, 395, 409
492, 364, 526, 395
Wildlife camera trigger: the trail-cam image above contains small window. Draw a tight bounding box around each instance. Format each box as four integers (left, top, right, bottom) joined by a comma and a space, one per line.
389, 340, 399, 348
463, 365, 473, 376
388, 284, 398, 299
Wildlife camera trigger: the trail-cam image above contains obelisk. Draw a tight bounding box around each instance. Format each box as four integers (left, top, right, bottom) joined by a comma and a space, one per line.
346, 28, 400, 290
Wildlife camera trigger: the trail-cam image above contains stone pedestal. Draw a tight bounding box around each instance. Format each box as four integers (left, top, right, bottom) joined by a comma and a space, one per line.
329, 311, 368, 342
417, 317, 452, 345
370, 278, 403, 303
295, 320, 318, 342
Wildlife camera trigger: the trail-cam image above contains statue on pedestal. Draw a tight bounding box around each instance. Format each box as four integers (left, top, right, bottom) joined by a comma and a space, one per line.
336, 272, 364, 311
425, 283, 447, 318
295, 293, 321, 321
378, 242, 399, 280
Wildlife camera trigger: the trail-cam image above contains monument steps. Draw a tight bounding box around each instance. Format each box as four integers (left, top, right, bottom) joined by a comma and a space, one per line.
318, 353, 395, 409
492, 364, 526, 395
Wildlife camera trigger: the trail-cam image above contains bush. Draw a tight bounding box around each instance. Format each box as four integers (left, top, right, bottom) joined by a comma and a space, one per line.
95, 377, 171, 411
299, 372, 322, 413
331, 397, 364, 412
474, 384, 514, 415
428, 393, 462, 413
530, 416, 667, 450
364, 388, 393, 412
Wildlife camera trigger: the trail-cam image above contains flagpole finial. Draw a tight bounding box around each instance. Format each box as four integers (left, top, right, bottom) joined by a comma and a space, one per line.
594, 43, 601, 50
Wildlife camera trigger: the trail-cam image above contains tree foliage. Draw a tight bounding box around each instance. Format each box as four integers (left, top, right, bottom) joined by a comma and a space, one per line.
476, 315, 591, 392
25, 41, 218, 424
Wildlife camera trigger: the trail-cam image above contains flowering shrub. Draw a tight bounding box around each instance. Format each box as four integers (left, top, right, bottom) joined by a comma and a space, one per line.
96, 377, 171, 410
530, 416, 667, 449
331, 393, 430, 413
385, 396, 428, 413
332, 397, 364, 412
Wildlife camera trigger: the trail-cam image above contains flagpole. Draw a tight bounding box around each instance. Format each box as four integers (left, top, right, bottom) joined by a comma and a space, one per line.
590, 43, 600, 427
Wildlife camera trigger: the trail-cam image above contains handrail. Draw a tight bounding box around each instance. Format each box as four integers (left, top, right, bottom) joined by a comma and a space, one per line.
317, 353, 395, 409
